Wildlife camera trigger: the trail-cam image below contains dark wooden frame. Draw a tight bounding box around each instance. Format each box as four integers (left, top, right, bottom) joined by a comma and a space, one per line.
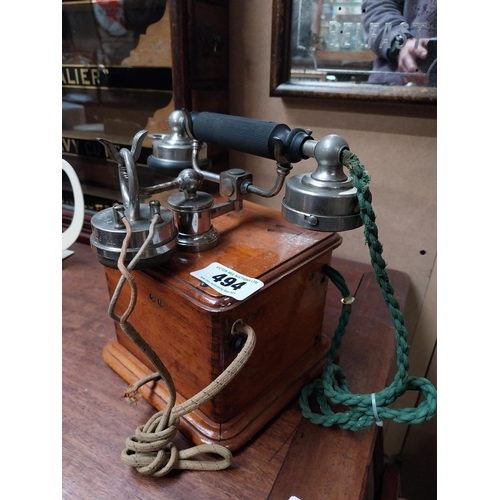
270, 0, 437, 105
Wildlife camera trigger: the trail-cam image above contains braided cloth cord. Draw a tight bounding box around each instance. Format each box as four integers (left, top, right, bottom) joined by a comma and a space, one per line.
299, 151, 437, 430
108, 215, 256, 476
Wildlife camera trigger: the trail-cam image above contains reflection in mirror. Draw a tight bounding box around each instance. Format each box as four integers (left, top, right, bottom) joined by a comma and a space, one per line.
62, 0, 173, 145
291, 0, 436, 88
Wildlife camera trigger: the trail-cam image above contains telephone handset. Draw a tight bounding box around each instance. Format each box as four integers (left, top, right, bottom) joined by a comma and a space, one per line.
91, 109, 361, 268
90, 110, 436, 477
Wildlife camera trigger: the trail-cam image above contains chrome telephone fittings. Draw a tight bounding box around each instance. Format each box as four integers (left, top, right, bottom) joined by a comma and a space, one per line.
272, 137, 293, 169
167, 190, 219, 253
90, 200, 178, 270
176, 168, 205, 198
92, 135, 178, 269
97, 131, 148, 222
147, 110, 210, 175
281, 134, 362, 232
219, 169, 253, 201
98, 129, 146, 166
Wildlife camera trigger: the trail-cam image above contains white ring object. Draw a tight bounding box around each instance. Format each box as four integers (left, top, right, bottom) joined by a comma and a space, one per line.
62, 159, 85, 258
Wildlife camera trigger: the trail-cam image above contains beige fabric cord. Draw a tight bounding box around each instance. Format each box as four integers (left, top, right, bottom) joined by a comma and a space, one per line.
108, 215, 256, 477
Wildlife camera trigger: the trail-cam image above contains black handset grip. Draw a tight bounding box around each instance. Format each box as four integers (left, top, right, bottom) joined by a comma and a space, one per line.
190, 112, 312, 164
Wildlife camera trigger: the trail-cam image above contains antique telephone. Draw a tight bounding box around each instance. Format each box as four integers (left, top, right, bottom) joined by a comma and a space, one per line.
90, 109, 437, 477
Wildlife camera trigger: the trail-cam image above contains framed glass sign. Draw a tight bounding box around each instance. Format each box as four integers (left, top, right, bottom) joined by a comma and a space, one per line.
270, 0, 437, 104
62, 0, 230, 242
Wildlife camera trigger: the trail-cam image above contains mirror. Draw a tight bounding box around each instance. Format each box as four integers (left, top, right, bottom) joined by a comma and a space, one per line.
270, 0, 437, 104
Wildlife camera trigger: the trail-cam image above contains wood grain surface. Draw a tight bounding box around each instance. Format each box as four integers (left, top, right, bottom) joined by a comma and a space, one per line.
63, 241, 409, 500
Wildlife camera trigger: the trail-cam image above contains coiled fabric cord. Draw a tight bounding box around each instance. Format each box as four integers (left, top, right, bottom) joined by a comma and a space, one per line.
299, 152, 437, 430
108, 214, 256, 476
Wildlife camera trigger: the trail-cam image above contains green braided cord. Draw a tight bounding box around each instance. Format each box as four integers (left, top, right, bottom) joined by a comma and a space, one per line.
299, 151, 437, 430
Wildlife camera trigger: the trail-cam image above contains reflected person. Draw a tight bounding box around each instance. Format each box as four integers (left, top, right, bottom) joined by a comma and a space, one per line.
361, 0, 437, 86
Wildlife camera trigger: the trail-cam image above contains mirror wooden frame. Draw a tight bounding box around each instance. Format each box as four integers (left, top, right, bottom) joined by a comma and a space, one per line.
270, 0, 437, 105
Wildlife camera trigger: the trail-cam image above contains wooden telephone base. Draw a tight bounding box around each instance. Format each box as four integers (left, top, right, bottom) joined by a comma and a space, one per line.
102, 201, 341, 451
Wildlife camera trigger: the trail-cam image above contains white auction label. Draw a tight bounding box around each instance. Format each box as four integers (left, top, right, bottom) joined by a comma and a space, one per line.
191, 262, 264, 301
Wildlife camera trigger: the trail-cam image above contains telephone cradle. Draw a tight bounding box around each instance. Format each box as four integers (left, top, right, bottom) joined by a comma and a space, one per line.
102, 200, 341, 450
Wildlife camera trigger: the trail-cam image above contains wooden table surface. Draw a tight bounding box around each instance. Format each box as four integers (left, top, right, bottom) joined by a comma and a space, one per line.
62, 241, 410, 500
